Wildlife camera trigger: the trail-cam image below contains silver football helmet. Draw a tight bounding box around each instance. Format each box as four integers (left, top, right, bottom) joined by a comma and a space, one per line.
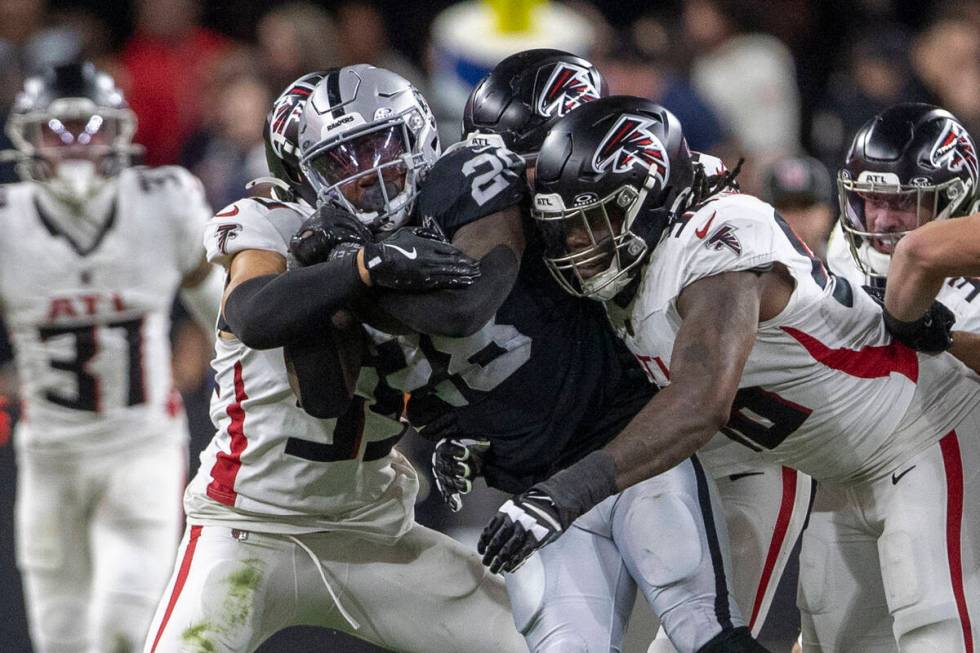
298, 65, 440, 232
4, 62, 139, 207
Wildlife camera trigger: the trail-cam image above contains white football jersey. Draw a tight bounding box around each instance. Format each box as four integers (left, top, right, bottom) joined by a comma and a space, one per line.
0, 167, 210, 455
185, 196, 420, 540
609, 193, 980, 484
827, 220, 980, 332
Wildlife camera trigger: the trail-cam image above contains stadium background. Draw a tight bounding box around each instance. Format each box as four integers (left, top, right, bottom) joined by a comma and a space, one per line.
0, 0, 975, 650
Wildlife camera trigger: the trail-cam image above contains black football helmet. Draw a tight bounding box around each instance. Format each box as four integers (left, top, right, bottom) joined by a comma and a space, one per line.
462, 49, 606, 158
260, 71, 329, 205
531, 96, 696, 300
4, 62, 138, 204
839, 102, 978, 278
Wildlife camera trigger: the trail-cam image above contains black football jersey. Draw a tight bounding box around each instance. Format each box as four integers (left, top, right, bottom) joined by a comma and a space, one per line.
410, 144, 655, 493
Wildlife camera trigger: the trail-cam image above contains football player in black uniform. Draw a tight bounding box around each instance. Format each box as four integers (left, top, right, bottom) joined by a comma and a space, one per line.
292, 52, 768, 653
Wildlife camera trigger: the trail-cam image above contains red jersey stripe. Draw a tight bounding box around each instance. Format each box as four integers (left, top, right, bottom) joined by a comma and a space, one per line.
782, 326, 918, 382
207, 360, 249, 505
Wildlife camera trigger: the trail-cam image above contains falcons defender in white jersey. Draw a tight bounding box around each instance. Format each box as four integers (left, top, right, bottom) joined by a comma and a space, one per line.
451, 51, 808, 652
0, 63, 222, 653
145, 70, 525, 653
798, 103, 980, 652
474, 96, 980, 653
648, 154, 814, 652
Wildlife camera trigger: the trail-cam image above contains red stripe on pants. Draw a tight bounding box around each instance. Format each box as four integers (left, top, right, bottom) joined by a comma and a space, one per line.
749, 467, 797, 631
150, 525, 203, 653
940, 431, 973, 653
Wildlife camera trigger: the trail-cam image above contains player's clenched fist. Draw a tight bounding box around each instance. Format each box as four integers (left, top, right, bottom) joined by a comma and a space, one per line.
290, 202, 481, 292
360, 227, 481, 291
289, 201, 373, 265
432, 437, 490, 512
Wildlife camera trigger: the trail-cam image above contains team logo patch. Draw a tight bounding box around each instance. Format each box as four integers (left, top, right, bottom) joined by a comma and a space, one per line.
536, 62, 601, 118
268, 78, 317, 159
704, 224, 742, 255
930, 120, 978, 185
215, 223, 242, 255
592, 114, 670, 183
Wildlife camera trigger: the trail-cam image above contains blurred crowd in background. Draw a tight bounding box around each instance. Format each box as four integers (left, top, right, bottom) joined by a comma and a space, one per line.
0, 0, 977, 650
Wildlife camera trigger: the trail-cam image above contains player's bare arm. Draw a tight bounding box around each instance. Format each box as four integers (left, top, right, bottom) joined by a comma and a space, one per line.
885, 213, 980, 321
606, 269, 785, 488
479, 267, 792, 574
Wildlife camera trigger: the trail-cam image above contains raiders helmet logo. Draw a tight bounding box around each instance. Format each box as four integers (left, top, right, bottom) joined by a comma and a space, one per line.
930, 120, 978, 185
592, 114, 670, 183
215, 223, 242, 255
536, 62, 601, 118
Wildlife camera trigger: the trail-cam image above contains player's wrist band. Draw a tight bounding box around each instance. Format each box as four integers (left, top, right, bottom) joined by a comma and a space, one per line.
536, 450, 619, 526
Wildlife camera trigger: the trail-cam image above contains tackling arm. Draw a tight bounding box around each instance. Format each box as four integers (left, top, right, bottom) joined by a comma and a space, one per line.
600, 270, 762, 489
221, 249, 367, 350
477, 270, 767, 573
372, 206, 525, 337
885, 213, 980, 321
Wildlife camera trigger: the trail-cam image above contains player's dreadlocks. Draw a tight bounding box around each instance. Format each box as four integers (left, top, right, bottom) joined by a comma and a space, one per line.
691, 157, 744, 208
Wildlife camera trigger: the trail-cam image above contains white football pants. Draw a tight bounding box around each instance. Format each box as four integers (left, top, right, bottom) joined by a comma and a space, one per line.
506, 456, 747, 653
16, 434, 186, 653
799, 423, 980, 652
144, 521, 527, 653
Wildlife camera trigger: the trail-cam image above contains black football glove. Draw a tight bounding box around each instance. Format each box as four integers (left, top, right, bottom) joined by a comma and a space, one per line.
362, 227, 481, 291
289, 201, 372, 267
863, 285, 956, 353
418, 410, 490, 512
478, 486, 568, 574
478, 450, 618, 574
432, 437, 490, 512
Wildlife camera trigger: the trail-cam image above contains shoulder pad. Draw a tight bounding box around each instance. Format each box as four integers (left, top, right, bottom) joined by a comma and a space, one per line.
125, 165, 202, 195
661, 195, 780, 289
416, 143, 527, 240
204, 196, 311, 267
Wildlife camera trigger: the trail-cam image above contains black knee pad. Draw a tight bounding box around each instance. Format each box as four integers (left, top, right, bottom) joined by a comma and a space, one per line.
697, 627, 772, 653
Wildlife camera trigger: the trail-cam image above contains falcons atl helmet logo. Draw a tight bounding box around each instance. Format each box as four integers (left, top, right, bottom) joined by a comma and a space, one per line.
268, 77, 317, 159
535, 62, 601, 118
930, 120, 978, 185
592, 114, 670, 183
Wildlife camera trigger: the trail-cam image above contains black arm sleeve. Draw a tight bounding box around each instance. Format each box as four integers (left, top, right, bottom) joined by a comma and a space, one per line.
223, 254, 366, 349
284, 318, 363, 419
371, 245, 520, 337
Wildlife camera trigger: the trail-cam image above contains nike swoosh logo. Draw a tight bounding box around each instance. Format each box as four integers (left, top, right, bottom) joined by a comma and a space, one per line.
728, 471, 765, 482
385, 243, 418, 259
695, 211, 716, 239
215, 206, 240, 217
891, 465, 916, 485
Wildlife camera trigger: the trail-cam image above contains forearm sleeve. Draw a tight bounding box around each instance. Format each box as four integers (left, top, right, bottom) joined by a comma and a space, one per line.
372, 245, 519, 337
284, 322, 362, 419
223, 255, 366, 349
